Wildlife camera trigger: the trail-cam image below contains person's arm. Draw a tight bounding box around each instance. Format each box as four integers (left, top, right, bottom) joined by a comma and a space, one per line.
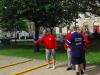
66, 34, 73, 46
83, 34, 89, 45
34, 36, 44, 44
84, 35, 89, 45
64, 34, 68, 49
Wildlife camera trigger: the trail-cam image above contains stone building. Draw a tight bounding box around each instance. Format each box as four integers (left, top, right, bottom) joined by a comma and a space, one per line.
55, 12, 100, 36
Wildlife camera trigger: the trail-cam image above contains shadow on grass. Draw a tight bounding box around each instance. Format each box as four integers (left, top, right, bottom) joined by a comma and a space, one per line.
0, 41, 35, 50
0, 41, 66, 52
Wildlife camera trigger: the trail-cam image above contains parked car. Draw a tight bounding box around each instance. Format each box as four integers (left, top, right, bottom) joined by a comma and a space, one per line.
33, 34, 43, 39
87, 32, 100, 40
87, 33, 95, 40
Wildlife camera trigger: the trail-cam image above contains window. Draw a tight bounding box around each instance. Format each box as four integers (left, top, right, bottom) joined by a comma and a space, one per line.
84, 25, 88, 30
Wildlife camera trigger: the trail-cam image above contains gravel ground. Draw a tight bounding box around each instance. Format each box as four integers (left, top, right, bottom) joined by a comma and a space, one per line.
0, 55, 100, 75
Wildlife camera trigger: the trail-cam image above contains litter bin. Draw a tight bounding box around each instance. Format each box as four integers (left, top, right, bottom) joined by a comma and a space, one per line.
0, 39, 10, 45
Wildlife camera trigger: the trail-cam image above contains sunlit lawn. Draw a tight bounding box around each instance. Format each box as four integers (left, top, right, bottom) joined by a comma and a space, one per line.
0, 40, 100, 65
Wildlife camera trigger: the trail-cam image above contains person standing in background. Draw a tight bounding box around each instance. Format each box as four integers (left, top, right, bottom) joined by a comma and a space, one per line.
34, 30, 57, 69
64, 26, 73, 70
77, 27, 89, 72
66, 26, 85, 75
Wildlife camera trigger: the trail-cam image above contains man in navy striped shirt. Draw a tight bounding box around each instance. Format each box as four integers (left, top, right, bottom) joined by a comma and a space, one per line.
66, 27, 85, 75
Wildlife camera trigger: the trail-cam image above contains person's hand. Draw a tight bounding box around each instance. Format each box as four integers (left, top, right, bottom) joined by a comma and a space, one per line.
65, 48, 67, 50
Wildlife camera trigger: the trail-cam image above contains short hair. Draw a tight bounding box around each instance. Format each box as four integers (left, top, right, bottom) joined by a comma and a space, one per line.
43, 29, 49, 33
70, 25, 76, 31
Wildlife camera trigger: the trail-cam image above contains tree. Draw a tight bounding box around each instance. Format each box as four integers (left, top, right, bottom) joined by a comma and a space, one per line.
0, 18, 28, 42
0, 0, 99, 52
79, 0, 100, 16
0, 0, 66, 52
63, 0, 100, 16
1, 18, 28, 32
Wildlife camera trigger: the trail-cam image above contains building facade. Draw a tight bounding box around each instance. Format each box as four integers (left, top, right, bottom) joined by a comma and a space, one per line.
55, 12, 100, 36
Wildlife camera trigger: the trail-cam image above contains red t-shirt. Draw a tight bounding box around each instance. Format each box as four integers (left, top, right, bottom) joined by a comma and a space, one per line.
36, 34, 57, 49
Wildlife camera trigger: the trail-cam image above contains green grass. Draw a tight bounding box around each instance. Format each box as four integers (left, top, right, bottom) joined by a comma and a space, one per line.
0, 40, 100, 65
0, 41, 46, 59
86, 44, 100, 65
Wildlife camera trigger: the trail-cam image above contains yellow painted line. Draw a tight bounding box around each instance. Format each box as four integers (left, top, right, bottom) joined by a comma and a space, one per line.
11, 62, 53, 75
0, 59, 33, 69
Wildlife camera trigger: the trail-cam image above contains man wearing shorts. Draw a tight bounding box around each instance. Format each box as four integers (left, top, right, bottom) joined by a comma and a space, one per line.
66, 27, 85, 75
34, 30, 57, 69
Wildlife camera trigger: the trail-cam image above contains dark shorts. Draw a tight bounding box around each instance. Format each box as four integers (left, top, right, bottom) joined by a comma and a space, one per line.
71, 56, 84, 64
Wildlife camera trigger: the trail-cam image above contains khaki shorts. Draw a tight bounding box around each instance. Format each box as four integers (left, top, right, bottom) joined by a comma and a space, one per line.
45, 49, 56, 59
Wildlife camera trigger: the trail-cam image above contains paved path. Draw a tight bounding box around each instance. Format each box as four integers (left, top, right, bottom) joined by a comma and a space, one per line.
0, 55, 100, 75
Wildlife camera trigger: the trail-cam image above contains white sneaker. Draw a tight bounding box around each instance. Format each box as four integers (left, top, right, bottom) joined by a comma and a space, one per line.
52, 65, 56, 69
46, 65, 51, 69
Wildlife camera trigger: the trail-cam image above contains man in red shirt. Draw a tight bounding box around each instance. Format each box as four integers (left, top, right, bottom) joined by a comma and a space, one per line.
34, 30, 57, 69
64, 26, 73, 70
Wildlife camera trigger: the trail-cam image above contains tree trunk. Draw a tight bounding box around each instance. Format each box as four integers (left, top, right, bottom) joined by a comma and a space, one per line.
34, 19, 40, 52
50, 27, 53, 34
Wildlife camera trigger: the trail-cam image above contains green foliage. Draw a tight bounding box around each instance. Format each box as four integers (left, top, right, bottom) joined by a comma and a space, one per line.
0, 0, 99, 25
64, 0, 100, 16
0, 18, 28, 32
0, 0, 77, 28
52, 30, 56, 35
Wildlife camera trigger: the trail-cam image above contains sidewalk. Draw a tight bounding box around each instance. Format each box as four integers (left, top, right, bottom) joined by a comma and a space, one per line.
0, 55, 100, 75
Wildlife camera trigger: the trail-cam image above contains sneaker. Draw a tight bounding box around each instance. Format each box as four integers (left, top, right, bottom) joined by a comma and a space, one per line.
52, 65, 56, 69
66, 67, 72, 70
46, 65, 51, 69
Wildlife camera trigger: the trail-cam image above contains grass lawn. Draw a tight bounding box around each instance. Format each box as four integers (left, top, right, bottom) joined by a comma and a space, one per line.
0, 40, 100, 65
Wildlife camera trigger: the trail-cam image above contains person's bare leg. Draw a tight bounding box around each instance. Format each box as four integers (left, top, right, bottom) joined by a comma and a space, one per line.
80, 64, 83, 71
47, 59, 50, 65
46, 59, 51, 69
80, 64, 84, 75
75, 64, 80, 75
52, 58, 56, 69
52, 58, 55, 65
